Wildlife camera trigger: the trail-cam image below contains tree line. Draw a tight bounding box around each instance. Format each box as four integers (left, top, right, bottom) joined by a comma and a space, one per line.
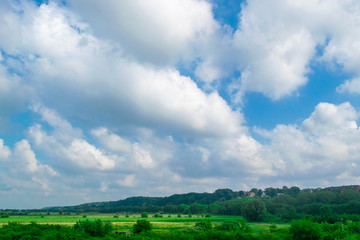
18, 186, 358, 224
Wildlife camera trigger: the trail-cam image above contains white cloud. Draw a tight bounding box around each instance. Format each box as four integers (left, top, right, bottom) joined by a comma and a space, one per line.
91, 127, 132, 153
26, 106, 118, 171
118, 175, 136, 187
0, 2, 243, 138
133, 143, 155, 169
337, 77, 360, 94
67, 0, 217, 66
230, 1, 319, 100
189, 0, 360, 101
13, 139, 57, 176
258, 102, 360, 184
302, 102, 358, 134
65, 139, 115, 170
0, 139, 11, 161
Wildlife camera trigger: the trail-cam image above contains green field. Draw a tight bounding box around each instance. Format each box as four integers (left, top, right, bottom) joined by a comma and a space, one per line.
0, 213, 289, 233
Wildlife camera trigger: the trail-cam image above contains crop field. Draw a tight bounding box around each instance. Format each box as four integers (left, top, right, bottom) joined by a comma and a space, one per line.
0, 213, 289, 233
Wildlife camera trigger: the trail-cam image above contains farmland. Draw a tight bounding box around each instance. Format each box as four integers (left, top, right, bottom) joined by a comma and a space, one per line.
0, 213, 283, 232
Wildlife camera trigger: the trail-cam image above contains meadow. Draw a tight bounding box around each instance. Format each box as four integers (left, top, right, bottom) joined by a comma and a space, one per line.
0, 213, 289, 233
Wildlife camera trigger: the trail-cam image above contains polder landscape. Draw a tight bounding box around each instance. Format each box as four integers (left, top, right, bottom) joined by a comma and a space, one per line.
3, 1, 360, 240
2, 186, 360, 239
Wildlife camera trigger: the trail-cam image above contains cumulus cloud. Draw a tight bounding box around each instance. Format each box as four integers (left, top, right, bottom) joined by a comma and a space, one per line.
0, 1, 243, 138
257, 102, 360, 185
192, 0, 360, 101
302, 102, 358, 134
65, 139, 115, 170
2, 0, 360, 208
67, 0, 217, 66
337, 77, 360, 94
91, 127, 132, 153
13, 139, 57, 176
26, 106, 118, 172
0, 139, 11, 161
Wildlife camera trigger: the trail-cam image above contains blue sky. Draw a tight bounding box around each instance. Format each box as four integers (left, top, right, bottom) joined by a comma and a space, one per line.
1, 0, 360, 209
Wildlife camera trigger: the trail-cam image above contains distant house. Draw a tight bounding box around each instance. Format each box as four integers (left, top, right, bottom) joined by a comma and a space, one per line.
325, 185, 360, 193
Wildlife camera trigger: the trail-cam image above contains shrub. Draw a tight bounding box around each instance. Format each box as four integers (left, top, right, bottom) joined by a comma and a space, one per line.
153, 212, 162, 218
141, 212, 148, 218
217, 220, 240, 231
74, 219, 112, 237
125, 214, 129, 218
1, 213, 10, 218
132, 219, 152, 234
290, 219, 322, 240
194, 220, 212, 231
348, 221, 360, 233
238, 218, 251, 232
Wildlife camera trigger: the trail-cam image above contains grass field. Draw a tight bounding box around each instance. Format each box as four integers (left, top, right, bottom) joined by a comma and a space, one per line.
0, 213, 290, 233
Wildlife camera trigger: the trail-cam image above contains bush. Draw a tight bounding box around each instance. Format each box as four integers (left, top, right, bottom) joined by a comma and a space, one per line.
132, 219, 152, 234
153, 212, 162, 218
141, 212, 148, 218
348, 221, 360, 233
217, 220, 240, 231
194, 220, 212, 231
74, 219, 112, 237
0, 213, 10, 218
290, 219, 322, 240
238, 218, 251, 232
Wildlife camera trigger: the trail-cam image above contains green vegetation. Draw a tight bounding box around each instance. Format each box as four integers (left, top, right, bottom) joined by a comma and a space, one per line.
2, 216, 360, 239
74, 219, 112, 237
2, 186, 360, 238
132, 219, 152, 233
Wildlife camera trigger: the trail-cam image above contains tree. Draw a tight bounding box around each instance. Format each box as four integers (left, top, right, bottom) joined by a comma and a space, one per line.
190, 203, 208, 214
338, 190, 360, 204
242, 200, 266, 222
287, 186, 301, 197
153, 212, 162, 218
132, 219, 152, 234
265, 188, 278, 197
141, 212, 148, 218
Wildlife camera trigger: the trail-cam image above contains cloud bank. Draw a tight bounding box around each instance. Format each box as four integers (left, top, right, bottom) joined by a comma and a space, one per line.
0, 0, 360, 208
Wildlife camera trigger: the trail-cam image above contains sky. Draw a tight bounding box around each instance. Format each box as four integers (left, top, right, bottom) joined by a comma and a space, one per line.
1, 0, 360, 209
